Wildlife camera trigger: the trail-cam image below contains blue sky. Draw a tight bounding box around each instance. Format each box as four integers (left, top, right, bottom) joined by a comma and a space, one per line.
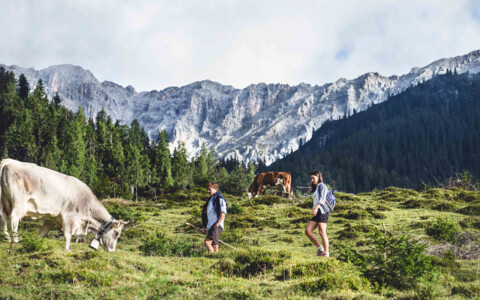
1, 0, 480, 91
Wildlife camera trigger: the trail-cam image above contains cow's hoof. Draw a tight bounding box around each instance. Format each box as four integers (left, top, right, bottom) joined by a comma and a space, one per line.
4, 236, 11, 242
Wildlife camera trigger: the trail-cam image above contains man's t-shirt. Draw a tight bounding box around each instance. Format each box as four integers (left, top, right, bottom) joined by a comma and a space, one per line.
206, 196, 227, 229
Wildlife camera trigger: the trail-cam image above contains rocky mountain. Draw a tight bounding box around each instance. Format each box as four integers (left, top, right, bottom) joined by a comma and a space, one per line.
3, 50, 480, 165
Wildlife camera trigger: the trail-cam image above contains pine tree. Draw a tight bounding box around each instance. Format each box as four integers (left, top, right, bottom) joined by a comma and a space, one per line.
154, 130, 174, 189
194, 143, 209, 185
65, 107, 88, 179
17, 74, 29, 101
172, 142, 191, 190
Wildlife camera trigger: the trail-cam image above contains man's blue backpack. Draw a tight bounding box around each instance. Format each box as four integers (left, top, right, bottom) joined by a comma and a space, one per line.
325, 189, 336, 212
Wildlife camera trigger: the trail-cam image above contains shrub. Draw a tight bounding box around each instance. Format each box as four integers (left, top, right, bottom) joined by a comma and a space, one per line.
139, 230, 202, 257
376, 204, 392, 211
366, 208, 386, 219
19, 232, 52, 253
340, 209, 370, 220
457, 204, 480, 216
432, 201, 457, 212
402, 199, 424, 209
214, 258, 236, 277
277, 260, 335, 280
221, 226, 244, 244
337, 226, 360, 240
254, 195, 290, 205
233, 248, 291, 277
337, 224, 374, 240
413, 271, 449, 300
334, 203, 361, 212
336, 193, 360, 202
459, 217, 480, 229
337, 229, 433, 289
297, 264, 368, 292
228, 203, 244, 214
283, 206, 305, 218
425, 217, 460, 243
106, 202, 145, 225
297, 198, 313, 208
451, 282, 479, 298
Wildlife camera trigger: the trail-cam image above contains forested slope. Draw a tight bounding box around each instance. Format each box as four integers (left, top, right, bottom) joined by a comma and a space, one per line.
269, 72, 480, 193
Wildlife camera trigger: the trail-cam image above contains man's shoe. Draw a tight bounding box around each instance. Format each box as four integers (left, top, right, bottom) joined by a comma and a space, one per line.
319, 251, 330, 257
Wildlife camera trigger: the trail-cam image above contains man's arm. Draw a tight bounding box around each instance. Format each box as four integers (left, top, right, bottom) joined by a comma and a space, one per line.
216, 212, 225, 226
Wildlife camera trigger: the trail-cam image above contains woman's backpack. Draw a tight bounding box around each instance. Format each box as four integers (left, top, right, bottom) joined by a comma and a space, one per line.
324, 189, 336, 212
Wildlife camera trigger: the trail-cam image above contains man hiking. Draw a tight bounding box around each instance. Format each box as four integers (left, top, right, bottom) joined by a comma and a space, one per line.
202, 182, 227, 253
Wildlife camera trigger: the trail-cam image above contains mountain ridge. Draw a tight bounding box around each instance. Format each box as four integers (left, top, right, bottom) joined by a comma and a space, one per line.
2, 49, 480, 164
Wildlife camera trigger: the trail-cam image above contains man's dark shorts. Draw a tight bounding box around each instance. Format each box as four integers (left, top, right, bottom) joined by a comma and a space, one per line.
311, 212, 329, 223
206, 225, 223, 246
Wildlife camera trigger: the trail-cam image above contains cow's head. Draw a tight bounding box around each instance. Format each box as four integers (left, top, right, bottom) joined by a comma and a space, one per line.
246, 189, 253, 199
98, 220, 128, 252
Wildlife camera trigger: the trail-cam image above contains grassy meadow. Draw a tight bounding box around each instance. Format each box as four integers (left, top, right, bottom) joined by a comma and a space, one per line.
0, 186, 479, 299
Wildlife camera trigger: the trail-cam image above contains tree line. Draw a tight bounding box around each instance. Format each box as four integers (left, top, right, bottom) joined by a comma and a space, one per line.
0, 68, 255, 199
269, 71, 480, 193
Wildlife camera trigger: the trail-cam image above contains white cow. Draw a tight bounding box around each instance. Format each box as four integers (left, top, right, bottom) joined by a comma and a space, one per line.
0, 159, 127, 251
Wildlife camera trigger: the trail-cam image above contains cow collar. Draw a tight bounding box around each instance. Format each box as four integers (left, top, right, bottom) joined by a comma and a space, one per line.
94, 217, 115, 240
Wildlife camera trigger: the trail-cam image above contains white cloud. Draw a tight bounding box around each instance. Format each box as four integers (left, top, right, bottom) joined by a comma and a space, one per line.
0, 0, 479, 91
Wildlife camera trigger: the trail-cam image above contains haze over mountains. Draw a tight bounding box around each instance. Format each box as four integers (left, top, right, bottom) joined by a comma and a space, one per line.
2, 50, 480, 165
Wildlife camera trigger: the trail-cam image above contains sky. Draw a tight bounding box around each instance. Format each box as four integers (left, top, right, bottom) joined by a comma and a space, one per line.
1, 0, 480, 92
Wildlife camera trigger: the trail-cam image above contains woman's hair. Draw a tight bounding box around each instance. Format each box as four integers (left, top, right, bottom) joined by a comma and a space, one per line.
207, 182, 219, 191
309, 170, 323, 192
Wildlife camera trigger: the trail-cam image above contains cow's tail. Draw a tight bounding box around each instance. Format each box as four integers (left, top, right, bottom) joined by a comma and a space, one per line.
0, 159, 8, 240
0, 159, 5, 203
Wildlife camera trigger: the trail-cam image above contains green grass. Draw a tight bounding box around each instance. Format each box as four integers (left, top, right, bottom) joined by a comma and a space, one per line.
0, 188, 479, 299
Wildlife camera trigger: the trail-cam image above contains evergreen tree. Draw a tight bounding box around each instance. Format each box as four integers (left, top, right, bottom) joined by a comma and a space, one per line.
153, 130, 174, 189
172, 142, 191, 190
17, 73, 29, 101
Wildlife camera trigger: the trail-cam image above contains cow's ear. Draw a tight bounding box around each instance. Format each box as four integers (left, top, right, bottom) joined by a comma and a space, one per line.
113, 220, 129, 229
112, 220, 121, 229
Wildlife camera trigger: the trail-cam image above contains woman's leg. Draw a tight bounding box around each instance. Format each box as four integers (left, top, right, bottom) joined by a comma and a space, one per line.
305, 221, 321, 248
318, 222, 329, 253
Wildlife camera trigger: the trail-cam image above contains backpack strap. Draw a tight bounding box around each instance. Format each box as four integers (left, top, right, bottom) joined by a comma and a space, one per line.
325, 199, 334, 212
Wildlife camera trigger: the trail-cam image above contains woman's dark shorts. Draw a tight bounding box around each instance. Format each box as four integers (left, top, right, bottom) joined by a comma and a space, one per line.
311, 212, 329, 223
206, 225, 224, 246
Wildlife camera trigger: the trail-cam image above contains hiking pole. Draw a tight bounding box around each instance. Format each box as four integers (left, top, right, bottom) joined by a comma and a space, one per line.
185, 222, 237, 250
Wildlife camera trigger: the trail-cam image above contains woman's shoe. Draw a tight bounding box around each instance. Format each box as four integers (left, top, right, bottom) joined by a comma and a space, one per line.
319, 251, 329, 257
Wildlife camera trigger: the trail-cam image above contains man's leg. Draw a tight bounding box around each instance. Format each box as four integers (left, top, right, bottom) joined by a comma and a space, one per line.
213, 245, 219, 253
205, 238, 214, 252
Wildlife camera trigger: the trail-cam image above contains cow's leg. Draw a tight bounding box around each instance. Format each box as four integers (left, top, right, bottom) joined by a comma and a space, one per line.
64, 232, 72, 251
39, 220, 55, 237
0, 211, 9, 242
0, 205, 10, 241
62, 216, 74, 251
9, 214, 20, 244
258, 184, 264, 196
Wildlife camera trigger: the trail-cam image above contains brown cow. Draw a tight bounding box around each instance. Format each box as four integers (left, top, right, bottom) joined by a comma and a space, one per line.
247, 172, 292, 199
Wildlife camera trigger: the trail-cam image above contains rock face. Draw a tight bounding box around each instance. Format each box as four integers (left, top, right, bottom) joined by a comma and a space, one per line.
3, 50, 480, 165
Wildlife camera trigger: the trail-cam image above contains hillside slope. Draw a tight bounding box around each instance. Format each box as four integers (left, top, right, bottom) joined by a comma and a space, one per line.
0, 187, 478, 299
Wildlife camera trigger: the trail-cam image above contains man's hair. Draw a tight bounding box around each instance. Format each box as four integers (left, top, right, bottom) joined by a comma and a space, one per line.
207, 182, 219, 191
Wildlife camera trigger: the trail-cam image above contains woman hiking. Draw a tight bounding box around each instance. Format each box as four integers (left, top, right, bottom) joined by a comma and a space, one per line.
304, 170, 330, 257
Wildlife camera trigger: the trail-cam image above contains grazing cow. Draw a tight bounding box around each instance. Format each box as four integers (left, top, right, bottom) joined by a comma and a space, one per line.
247, 172, 292, 199
0, 159, 127, 252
